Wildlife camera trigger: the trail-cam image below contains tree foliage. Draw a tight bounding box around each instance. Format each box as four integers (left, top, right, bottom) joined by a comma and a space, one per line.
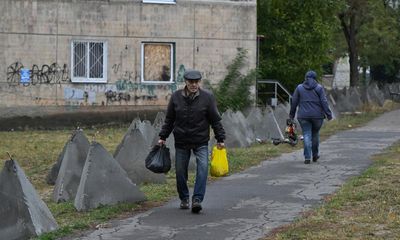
358, 0, 400, 83
336, 0, 400, 85
337, 0, 367, 86
258, 0, 400, 89
205, 49, 257, 112
257, 0, 341, 91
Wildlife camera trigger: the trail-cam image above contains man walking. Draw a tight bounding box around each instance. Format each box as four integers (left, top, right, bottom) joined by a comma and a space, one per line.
158, 69, 225, 213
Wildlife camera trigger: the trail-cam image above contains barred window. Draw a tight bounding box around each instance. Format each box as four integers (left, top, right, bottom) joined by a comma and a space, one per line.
141, 42, 174, 83
71, 40, 107, 83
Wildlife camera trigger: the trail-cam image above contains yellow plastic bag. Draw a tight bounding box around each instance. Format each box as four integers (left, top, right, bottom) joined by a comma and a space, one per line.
210, 145, 229, 177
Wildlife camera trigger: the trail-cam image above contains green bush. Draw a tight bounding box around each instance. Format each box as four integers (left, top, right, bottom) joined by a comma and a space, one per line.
205, 48, 257, 112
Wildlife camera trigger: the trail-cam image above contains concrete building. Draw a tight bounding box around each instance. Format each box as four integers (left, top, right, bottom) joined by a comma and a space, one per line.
332, 56, 351, 90
0, 0, 256, 126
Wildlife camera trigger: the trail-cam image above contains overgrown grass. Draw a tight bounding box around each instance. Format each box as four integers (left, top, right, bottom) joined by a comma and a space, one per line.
0, 102, 397, 240
264, 141, 400, 240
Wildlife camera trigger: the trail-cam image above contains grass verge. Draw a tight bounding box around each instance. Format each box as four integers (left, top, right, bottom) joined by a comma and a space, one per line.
264, 141, 400, 240
0, 102, 397, 239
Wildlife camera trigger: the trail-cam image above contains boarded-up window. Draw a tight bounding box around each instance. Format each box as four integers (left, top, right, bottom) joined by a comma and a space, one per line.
141, 43, 174, 82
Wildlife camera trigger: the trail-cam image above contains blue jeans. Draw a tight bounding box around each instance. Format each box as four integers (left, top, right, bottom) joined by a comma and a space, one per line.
298, 118, 324, 160
175, 145, 209, 202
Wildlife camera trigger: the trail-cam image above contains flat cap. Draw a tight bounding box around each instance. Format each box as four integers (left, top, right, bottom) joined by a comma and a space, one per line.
184, 69, 202, 81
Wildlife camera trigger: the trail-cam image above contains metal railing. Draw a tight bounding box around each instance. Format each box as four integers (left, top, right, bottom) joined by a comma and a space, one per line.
256, 79, 292, 106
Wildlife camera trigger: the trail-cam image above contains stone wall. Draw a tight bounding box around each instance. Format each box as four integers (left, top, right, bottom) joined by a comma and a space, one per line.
0, 0, 257, 118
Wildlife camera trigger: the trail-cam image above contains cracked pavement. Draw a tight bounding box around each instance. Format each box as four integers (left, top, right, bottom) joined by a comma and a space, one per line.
75, 109, 400, 240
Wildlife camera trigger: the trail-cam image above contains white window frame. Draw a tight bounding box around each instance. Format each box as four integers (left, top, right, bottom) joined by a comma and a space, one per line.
142, 0, 176, 4
70, 40, 108, 83
141, 42, 174, 83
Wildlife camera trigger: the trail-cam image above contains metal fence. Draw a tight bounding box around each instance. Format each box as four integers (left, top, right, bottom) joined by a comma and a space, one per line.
256, 79, 292, 107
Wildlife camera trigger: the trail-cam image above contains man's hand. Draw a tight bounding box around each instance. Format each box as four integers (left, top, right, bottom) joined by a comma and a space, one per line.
216, 142, 225, 149
158, 139, 166, 146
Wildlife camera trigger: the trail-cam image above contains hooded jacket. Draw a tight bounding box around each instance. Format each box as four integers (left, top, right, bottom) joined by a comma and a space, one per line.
289, 71, 333, 120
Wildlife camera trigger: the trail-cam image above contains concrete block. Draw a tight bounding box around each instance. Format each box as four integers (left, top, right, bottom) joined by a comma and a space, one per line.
263, 107, 282, 140
366, 83, 385, 106
348, 87, 363, 110
246, 107, 269, 140
327, 93, 340, 119
233, 110, 255, 146
115, 128, 166, 184
334, 90, 357, 112
74, 142, 146, 211
138, 120, 156, 147
273, 104, 290, 135
0, 159, 58, 239
221, 110, 249, 148
152, 111, 166, 131
53, 130, 90, 203
46, 142, 67, 185
114, 117, 142, 157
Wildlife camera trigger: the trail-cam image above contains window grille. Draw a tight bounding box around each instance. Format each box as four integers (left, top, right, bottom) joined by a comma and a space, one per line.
71, 40, 107, 83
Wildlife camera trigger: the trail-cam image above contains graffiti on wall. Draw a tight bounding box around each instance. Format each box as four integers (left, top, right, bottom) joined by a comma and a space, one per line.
7, 61, 151, 106
112, 63, 136, 82
113, 64, 186, 97
6, 62, 24, 85
105, 90, 131, 103
111, 81, 160, 103
111, 60, 158, 103
64, 87, 96, 105
176, 64, 185, 83
7, 62, 70, 86
112, 63, 121, 74
83, 84, 116, 93
4, 59, 187, 106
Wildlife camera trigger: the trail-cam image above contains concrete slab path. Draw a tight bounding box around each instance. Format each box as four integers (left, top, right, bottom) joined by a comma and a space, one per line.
76, 109, 400, 240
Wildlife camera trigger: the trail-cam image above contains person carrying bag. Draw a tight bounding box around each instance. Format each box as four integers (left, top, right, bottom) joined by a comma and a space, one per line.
145, 145, 171, 174
210, 145, 229, 177
157, 69, 226, 213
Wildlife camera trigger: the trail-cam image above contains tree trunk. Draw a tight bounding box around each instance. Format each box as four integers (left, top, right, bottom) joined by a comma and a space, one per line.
348, 40, 359, 87
339, 11, 359, 87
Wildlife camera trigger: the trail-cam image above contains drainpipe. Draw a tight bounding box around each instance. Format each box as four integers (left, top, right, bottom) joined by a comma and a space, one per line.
193, 4, 196, 69
256, 35, 265, 106
55, 0, 60, 105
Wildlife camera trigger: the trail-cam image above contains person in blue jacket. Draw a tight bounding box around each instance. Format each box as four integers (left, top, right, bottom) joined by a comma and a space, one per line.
289, 70, 333, 164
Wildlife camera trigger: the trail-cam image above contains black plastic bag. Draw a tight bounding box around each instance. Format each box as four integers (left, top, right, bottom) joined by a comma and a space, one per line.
145, 145, 171, 174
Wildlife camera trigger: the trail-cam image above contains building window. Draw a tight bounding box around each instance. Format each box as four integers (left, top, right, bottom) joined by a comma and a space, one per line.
71, 40, 107, 83
141, 42, 174, 83
142, 0, 176, 4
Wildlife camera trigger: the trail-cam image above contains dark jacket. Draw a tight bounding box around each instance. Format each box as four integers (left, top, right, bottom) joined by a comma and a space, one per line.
159, 88, 225, 148
290, 72, 332, 120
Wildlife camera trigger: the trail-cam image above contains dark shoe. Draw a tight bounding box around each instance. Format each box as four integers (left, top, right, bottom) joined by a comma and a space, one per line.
313, 156, 320, 162
191, 198, 202, 213
304, 159, 311, 164
180, 199, 190, 209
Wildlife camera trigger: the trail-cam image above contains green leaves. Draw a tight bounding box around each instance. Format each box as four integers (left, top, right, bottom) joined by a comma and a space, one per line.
205, 49, 257, 112
258, 0, 340, 91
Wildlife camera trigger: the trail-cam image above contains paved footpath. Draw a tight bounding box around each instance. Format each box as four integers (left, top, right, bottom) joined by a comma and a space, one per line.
77, 109, 400, 240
